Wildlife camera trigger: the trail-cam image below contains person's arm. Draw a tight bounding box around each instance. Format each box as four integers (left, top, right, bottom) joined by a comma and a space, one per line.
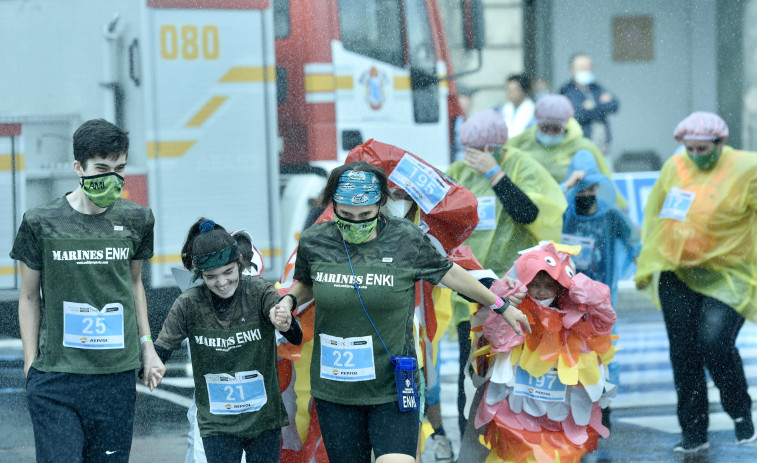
18, 262, 41, 376
490, 173, 538, 224
440, 263, 530, 335
595, 85, 619, 115
131, 260, 166, 391
286, 281, 314, 307
268, 293, 303, 345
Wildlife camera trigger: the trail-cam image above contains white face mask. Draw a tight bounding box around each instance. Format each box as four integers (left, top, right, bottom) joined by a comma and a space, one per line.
575, 70, 595, 86
533, 296, 555, 307
383, 199, 413, 219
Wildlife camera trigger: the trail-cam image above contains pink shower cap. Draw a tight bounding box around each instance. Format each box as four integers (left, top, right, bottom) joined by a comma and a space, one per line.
460, 110, 509, 147
534, 94, 575, 125
673, 111, 729, 142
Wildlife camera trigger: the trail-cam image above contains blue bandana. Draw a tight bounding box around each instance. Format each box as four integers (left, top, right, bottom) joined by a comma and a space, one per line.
332, 170, 382, 206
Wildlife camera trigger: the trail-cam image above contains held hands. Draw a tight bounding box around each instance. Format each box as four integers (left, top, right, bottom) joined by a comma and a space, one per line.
142, 349, 166, 392
496, 276, 530, 335
269, 303, 292, 332
500, 276, 526, 307
599, 92, 613, 104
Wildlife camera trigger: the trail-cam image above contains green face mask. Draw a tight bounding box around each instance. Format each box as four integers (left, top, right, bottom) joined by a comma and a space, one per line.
333, 213, 379, 244
687, 146, 721, 171
81, 172, 125, 207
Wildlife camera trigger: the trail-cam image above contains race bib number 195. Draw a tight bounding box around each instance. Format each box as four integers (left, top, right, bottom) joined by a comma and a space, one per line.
388, 154, 450, 214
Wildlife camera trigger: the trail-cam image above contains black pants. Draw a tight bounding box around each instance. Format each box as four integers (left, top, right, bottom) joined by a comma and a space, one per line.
659, 271, 752, 442
457, 320, 472, 437
25, 368, 136, 463
202, 428, 281, 463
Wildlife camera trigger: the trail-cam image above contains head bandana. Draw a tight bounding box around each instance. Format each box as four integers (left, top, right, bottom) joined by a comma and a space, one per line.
192, 220, 239, 273
333, 170, 382, 206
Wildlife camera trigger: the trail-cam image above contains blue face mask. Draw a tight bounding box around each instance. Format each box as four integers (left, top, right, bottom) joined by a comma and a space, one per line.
536, 130, 565, 147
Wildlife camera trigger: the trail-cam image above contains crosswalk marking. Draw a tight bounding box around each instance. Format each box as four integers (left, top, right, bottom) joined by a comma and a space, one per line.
434, 318, 757, 435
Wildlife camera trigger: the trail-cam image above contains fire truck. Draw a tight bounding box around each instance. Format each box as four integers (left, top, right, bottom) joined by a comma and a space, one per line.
0, 0, 482, 310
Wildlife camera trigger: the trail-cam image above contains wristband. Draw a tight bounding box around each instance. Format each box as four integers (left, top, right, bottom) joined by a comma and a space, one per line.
490, 297, 511, 315
484, 166, 502, 180
139, 335, 153, 344
280, 293, 298, 311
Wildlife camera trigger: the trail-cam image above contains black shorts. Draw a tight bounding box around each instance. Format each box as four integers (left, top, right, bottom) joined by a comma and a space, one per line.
314, 398, 419, 462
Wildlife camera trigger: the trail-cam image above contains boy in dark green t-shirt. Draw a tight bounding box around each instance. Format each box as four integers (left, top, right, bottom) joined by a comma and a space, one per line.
9, 119, 165, 463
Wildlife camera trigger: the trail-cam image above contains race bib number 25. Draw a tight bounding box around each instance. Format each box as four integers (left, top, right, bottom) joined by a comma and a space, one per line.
63, 302, 124, 349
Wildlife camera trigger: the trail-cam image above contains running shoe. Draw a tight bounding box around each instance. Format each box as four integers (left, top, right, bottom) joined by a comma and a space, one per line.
735, 416, 757, 444
673, 439, 709, 454
432, 434, 454, 463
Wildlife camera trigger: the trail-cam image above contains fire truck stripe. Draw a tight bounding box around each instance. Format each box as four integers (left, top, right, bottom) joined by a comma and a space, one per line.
185, 96, 228, 127
0, 154, 24, 171
146, 141, 196, 158
393, 76, 411, 90
218, 66, 275, 83
305, 74, 335, 92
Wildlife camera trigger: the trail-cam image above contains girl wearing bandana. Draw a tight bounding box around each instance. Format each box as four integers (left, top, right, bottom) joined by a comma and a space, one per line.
287, 161, 531, 463
145, 219, 302, 463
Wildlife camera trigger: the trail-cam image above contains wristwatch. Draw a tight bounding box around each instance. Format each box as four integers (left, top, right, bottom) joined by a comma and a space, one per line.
491, 297, 511, 315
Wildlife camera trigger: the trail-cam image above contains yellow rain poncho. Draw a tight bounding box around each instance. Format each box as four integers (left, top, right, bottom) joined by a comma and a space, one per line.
506, 118, 627, 210
446, 146, 567, 324
634, 146, 757, 321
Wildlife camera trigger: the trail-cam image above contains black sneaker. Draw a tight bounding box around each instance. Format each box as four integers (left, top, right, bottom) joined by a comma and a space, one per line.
673, 439, 709, 454
735, 417, 757, 444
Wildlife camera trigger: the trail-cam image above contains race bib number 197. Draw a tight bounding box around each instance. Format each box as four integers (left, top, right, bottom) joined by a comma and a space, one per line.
513, 366, 567, 402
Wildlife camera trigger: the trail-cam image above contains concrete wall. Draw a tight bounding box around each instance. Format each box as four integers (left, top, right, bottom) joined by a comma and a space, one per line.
544, 0, 718, 166
743, 0, 757, 150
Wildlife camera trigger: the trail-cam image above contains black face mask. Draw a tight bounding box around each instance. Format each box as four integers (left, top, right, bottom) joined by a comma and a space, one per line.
575, 195, 597, 215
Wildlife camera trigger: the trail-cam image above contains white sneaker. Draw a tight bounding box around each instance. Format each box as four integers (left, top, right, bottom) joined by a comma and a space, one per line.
432, 434, 454, 463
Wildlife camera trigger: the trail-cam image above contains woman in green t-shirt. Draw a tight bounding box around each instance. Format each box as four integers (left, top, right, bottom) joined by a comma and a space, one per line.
145, 219, 302, 463
288, 162, 531, 463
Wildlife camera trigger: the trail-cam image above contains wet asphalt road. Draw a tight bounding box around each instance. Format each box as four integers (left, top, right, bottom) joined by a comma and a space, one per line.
2, 288, 757, 462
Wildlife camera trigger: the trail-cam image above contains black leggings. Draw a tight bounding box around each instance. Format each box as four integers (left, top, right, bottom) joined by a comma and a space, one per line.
201, 428, 281, 463
457, 320, 472, 437
314, 398, 419, 462
658, 271, 751, 442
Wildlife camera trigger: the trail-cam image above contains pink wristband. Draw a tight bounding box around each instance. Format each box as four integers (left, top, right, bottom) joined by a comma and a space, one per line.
489, 297, 504, 310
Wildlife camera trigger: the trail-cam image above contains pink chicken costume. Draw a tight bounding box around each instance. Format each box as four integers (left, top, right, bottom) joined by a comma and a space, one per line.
471, 242, 618, 463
